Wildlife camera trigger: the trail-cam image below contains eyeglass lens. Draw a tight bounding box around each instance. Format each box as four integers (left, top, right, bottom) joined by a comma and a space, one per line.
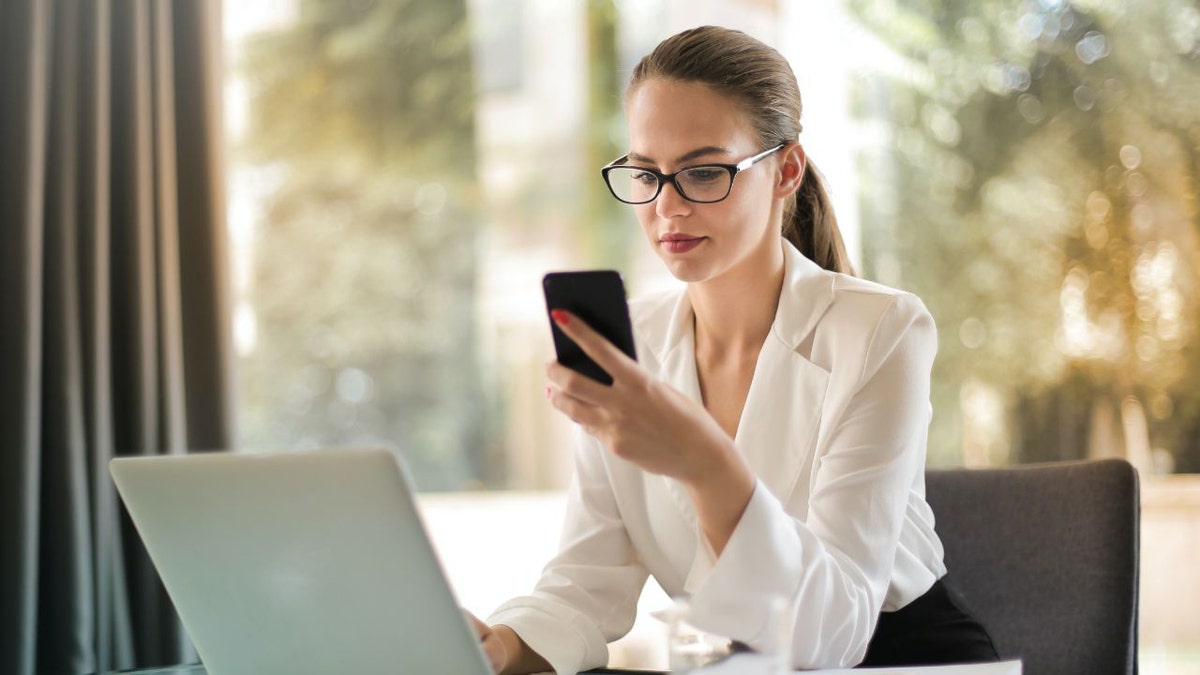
606, 166, 732, 204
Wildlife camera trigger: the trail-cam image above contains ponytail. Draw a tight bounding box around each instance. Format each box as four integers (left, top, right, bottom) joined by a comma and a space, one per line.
783, 158, 856, 276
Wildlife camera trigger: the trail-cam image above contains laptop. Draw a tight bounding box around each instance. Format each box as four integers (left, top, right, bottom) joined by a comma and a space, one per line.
109, 448, 493, 675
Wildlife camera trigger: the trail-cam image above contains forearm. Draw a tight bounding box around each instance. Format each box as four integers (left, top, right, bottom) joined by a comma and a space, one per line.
684, 443, 757, 555
494, 625, 552, 675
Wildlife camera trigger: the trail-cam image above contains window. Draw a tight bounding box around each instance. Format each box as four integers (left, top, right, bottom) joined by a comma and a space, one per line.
225, 1, 1200, 669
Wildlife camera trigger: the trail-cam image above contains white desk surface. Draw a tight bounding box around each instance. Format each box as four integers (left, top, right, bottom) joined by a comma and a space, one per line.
694, 654, 1022, 674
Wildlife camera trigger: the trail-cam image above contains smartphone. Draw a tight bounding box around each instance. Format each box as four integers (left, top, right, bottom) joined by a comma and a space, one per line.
542, 270, 638, 385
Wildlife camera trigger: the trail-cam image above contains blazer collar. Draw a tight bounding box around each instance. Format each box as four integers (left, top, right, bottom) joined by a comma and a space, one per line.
653, 239, 836, 360
774, 240, 837, 352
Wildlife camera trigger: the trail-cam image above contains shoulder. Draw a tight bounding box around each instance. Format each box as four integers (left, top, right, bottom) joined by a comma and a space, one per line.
776, 242, 932, 356
804, 272, 936, 380
826, 274, 932, 329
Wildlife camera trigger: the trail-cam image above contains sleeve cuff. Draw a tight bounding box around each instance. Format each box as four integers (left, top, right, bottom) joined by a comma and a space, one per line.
685, 481, 805, 645
488, 599, 609, 675
682, 522, 719, 594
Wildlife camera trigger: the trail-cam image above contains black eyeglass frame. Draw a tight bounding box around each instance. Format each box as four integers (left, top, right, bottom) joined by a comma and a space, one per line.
600, 143, 787, 205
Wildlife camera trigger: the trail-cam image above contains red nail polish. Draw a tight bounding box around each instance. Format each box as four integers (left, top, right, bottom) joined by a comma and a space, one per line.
551, 309, 569, 326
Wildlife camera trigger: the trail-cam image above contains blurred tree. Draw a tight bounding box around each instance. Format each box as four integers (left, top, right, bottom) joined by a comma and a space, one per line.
848, 0, 1200, 470
583, 0, 632, 269
235, 0, 494, 489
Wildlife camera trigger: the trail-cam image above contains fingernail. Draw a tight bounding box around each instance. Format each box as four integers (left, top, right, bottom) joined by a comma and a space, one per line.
551, 309, 569, 326
544, 386, 552, 399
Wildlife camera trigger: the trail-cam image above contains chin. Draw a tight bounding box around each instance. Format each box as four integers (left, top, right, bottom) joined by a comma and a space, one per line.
660, 257, 717, 284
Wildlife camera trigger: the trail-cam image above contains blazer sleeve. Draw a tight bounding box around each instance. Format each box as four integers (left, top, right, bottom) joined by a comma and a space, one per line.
684, 292, 937, 669
487, 427, 650, 675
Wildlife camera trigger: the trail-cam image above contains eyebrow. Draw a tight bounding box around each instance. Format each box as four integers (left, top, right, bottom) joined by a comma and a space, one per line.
626, 146, 731, 166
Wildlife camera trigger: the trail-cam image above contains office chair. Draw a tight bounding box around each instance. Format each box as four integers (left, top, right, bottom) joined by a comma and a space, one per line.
925, 459, 1139, 675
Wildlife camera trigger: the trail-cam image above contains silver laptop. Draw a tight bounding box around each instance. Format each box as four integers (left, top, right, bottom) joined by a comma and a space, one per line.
109, 448, 492, 675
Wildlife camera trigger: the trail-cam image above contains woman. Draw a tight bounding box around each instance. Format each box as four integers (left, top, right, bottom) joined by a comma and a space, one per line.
469, 26, 998, 674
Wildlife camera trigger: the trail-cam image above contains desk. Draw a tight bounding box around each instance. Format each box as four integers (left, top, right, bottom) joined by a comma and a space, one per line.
91, 659, 1022, 674
693, 656, 1022, 674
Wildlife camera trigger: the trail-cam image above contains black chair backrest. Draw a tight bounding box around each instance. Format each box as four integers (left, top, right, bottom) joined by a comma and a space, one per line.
925, 459, 1139, 675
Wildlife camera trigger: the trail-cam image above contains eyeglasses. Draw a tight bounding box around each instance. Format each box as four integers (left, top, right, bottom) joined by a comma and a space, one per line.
600, 144, 786, 205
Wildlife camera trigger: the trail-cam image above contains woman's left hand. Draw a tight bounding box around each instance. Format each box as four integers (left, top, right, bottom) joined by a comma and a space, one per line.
544, 309, 737, 487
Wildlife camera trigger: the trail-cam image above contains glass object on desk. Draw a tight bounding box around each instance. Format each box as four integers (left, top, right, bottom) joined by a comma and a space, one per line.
666, 596, 792, 674
667, 597, 732, 672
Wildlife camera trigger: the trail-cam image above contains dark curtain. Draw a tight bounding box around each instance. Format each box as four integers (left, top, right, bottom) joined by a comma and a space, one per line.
0, 1, 234, 673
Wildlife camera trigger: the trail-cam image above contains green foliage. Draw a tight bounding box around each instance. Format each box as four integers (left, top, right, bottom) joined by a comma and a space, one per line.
849, 0, 1200, 468
582, 0, 632, 268
240, 0, 476, 175
235, 0, 493, 489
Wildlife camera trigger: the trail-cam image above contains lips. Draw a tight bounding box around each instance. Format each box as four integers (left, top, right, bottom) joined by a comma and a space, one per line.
660, 233, 706, 254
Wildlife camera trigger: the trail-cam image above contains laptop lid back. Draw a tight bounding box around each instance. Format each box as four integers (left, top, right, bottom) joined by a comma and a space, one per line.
110, 448, 491, 675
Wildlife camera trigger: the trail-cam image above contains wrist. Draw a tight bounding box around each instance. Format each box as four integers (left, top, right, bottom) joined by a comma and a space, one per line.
492, 625, 519, 674
683, 437, 751, 495
686, 460, 756, 511
682, 443, 756, 555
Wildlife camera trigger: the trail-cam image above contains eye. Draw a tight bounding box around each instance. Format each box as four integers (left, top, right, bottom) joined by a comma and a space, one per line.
631, 170, 658, 185
684, 167, 724, 183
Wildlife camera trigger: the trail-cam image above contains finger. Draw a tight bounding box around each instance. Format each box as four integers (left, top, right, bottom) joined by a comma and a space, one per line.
480, 633, 506, 673
464, 610, 488, 637
545, 360, 611, 405
464, 611, 504, 673
548, 387, 607, 428
549, 309, 636, 382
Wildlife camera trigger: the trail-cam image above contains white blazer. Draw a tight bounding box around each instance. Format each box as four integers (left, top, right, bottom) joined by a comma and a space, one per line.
489, 240, 947, 674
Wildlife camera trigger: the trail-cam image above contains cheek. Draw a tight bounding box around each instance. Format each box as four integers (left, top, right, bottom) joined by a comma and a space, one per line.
634, 204, 657, 233
727, 177, 776, 227
700, 194, 758, 235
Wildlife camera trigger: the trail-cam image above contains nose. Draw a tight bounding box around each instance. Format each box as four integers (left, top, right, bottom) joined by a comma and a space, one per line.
654, 180, 691, 219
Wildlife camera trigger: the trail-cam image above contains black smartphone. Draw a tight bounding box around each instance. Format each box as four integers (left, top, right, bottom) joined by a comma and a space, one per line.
542, 270, 637, 385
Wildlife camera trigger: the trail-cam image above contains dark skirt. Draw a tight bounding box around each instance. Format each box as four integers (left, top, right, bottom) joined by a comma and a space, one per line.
858, 575, 1000, 668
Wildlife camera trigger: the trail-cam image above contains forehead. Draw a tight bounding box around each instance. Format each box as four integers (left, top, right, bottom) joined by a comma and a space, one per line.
625, 79, 757, 162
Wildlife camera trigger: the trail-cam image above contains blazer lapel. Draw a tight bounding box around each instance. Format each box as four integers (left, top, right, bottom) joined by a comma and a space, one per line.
656, 295, 705, 530
734, 337, 830, 510
737, 243, 836, 507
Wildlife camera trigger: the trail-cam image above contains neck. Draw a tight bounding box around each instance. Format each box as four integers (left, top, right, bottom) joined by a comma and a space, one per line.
688, 238, 786, 357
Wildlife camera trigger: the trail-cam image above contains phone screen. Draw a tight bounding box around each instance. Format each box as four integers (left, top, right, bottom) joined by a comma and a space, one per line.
542, 270, 637, 385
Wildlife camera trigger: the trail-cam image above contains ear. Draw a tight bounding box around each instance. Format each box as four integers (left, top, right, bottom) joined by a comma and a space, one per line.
774, 142, 806, 200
